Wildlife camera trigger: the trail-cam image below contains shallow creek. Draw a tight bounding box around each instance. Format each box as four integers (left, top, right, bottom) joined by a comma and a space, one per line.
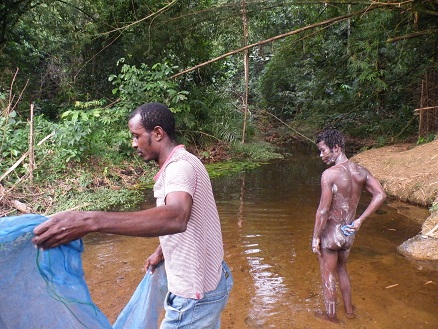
83, 144, 437, 329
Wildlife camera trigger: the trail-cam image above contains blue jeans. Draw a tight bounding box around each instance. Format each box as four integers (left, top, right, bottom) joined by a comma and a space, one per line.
160, 261, 233, 329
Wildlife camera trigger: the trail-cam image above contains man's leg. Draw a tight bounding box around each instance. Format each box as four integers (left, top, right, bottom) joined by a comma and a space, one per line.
317, 248, 340, 322
160, 261, 233, 329
337, 248, 355, 318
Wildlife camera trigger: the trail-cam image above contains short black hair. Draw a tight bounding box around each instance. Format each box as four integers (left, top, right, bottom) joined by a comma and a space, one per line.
129, 103, 176, 141
315, 128, 345, 150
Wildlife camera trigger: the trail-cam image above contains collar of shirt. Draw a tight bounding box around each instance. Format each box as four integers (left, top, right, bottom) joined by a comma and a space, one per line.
153, 144, 185, 181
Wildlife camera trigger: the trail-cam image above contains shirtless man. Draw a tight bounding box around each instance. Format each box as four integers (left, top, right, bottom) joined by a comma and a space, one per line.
312, 128, 386, 322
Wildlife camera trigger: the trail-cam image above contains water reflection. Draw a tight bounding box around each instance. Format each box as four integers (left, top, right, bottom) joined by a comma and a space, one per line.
213, 144, 436, 328
83, 144, 437, 329
214, 145, 324, 327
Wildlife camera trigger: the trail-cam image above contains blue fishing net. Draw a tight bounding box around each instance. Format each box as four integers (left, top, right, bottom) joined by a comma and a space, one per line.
0, 214, 167, 329
114, 260, 167, 328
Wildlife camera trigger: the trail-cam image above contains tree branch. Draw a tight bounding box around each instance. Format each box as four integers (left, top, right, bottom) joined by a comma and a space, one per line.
170, 5, 384, 79
387, 29, 438, 42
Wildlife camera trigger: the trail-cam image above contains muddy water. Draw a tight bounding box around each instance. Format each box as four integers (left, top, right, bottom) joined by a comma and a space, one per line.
83, 144, 437, 329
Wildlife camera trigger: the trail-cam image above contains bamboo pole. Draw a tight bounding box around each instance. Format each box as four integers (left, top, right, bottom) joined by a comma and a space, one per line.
387, 29, 438, 43
262, 110, 314, 143
29, 103, 34, 183
241, 0, 249, 144
0, 132, 54, 182
170, 5, 383, 79
424, 223, 438, 237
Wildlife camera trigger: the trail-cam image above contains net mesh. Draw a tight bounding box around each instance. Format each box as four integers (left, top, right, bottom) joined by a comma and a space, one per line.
0, 214, 167, 329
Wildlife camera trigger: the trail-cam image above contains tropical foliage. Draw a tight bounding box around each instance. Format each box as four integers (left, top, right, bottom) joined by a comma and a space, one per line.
0, 0, 436, 214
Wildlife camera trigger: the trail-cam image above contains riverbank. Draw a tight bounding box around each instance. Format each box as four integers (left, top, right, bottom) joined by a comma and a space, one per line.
351, 139, 438, 265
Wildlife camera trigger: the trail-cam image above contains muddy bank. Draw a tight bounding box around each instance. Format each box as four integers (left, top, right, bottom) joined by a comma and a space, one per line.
351, 140, 438, 265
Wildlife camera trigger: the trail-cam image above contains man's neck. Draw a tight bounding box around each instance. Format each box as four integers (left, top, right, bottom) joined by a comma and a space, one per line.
157, 142, 181, 168
334, 153, 348, 165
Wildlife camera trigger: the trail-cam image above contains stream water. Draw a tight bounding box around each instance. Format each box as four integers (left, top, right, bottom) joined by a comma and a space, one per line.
83, 144, 437, 329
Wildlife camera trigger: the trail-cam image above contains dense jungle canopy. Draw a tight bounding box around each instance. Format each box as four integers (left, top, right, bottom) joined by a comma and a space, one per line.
0, 1, 437, 215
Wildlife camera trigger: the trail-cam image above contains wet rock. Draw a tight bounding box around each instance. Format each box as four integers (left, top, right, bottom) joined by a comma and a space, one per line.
397, 235, 438, 271
396, 200, 438, 270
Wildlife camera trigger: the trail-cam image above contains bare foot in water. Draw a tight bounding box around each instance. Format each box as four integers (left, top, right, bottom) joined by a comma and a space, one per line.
314, 310, 341, 324
345, 305, 356, 319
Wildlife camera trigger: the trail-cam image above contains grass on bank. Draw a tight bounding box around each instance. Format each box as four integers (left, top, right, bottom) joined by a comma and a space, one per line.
0, 139, 282, 217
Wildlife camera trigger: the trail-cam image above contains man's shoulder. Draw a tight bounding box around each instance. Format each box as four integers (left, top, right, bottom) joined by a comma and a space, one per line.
321, 164, 349, 181
320, 167, 338, 185
167, 149, 206, 173
178, 148, 206, 165
322, 166, 340, 176
349, 161, 371, 176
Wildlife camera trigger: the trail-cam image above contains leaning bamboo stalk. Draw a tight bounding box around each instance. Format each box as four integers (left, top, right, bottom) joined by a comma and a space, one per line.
170, 5, 383, 79
0, 151, 30, 183
424, 223, 438, 237
0, 132, 54, 182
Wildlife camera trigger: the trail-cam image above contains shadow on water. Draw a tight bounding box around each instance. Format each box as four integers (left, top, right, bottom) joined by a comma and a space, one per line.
83, 143, 437, 329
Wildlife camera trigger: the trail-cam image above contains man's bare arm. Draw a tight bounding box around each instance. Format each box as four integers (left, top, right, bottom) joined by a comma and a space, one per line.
32, 191, 193, 249
349, 170, 386, 232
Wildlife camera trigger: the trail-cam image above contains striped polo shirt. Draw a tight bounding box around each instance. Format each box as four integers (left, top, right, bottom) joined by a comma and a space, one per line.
153, 145, 224, 299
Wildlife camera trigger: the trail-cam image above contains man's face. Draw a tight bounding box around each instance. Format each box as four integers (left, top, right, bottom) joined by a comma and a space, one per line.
317, 140, 337, 165
128, 114, 158, 162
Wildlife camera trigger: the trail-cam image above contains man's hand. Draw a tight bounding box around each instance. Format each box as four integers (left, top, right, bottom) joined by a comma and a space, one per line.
144, 245, 164, 274
312, 237, 321, 255
343, 220, 362, 235
32, 211, 88, 249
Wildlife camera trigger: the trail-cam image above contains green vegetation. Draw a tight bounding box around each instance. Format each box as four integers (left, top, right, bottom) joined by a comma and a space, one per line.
1, 1, 436, 215
430, 201, 438, 214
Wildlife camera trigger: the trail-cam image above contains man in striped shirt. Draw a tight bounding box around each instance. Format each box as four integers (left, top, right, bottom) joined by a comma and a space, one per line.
33, 102, 233, 328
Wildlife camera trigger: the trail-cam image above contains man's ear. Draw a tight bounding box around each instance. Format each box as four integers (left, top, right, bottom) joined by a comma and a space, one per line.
333, 144, 342, 153
153, 126, 165, 141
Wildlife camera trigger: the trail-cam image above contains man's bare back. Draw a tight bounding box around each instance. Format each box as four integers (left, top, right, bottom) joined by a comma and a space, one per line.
312, 128, 386, 322
319, 161, 369, 251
